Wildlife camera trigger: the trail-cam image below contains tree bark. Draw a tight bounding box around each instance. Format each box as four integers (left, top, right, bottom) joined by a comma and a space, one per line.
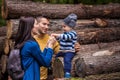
73, 46, 120, 77
6, 20, 120, 44
0, 37, 6, 55
72, 41, 120, 76
77, 27, 120, 44
0, 26, 7, 37
53, 72, 120, 80
2, 0, 120, 19
52, 58, 64, 78
77, 40, 120, 54
50, 19, 120, 30
4, 39, 14, 55
85, 72, 120, 80
6, 20, 19, 39
0, 55, 7, 74
6, 19, 120, 42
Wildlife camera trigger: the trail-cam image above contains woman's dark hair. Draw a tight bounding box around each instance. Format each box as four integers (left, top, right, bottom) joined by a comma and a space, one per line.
15, 17, 35, 49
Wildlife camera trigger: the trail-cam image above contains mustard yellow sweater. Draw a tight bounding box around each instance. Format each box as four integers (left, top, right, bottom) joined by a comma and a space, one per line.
34, 34, 59, 80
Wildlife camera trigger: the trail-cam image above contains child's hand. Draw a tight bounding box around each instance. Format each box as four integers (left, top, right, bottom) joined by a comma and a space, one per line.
51, 33, 60, 38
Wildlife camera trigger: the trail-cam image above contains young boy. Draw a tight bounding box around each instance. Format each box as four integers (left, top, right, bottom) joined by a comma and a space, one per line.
51, 13, 77, 78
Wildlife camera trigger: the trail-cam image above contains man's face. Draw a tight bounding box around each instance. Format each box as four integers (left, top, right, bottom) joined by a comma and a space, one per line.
37, 18, 50, 34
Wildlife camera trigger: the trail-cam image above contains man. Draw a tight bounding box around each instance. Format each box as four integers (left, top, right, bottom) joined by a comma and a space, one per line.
33, 16, 60, 80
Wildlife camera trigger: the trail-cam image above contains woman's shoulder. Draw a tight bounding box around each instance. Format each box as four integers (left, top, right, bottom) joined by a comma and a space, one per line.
23, 40, 38, 48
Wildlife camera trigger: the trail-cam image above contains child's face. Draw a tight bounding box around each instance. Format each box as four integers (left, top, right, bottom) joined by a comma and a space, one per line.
62, 24, 71, 32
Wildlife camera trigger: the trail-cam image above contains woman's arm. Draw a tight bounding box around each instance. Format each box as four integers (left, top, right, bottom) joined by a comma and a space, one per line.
21, 41, 53, 67
32, 36, 56, 67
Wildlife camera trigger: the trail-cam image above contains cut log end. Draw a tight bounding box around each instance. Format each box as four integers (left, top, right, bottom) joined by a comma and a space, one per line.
95, 18, 107, 27
1, 0, 8, 19
4, 39, 10, 55
74, 58, 86, 77
74, 49, 120, 77
52, 58, 64, 78
4, 39, 15, 55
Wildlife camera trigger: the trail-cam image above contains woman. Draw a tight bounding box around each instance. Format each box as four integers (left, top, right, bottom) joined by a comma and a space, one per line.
14, 17, 56, 80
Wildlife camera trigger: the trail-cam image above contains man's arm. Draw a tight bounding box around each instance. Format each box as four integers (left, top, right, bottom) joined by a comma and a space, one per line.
53, 41, 60, 54
74, 42, 80, 53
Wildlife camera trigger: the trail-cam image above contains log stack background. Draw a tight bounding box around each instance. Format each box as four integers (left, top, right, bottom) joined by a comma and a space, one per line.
0, 0, 120, 80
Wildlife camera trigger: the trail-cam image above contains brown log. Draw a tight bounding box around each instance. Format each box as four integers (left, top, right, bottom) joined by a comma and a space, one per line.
54, 72, 120, 80
6, 19, 120, 40
85, 72, 120, 80
0, 37, 6, 55
0, 55, 7, 74
0, 26, 7, 37
52, 58, 64, 78
73, 46, 120, 77
77, 27, 120, 44
71, 40, 120, 76
2, 0, 120, 19
52, 72, 120, 80
6, 20, 19, 39
51, 41, 120, 79
50, 19, 120, 30
4, 39, 9, 55
91, 18, 120, 28
77, 40, 120, 54
51, 72, 120, 80
4, 39, 15, 55
5, 19, 120, 53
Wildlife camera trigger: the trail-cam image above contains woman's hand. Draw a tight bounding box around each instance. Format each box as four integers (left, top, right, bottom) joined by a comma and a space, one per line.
47, 36, 56, 48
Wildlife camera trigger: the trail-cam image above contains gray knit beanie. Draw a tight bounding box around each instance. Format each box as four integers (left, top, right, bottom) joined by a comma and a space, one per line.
63, 13, 77, 28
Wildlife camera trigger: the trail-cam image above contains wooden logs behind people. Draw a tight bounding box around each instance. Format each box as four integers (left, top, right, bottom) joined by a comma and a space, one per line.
6, 19, 120, 44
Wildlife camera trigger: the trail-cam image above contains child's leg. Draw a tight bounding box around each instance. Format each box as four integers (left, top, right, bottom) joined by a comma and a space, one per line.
64, 52, 75, 76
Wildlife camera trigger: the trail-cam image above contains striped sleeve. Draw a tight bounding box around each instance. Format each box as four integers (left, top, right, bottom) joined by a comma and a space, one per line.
60, 31, 77, 41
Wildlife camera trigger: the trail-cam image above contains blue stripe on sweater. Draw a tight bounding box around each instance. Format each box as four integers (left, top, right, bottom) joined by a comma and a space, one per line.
59, 31, 77, 50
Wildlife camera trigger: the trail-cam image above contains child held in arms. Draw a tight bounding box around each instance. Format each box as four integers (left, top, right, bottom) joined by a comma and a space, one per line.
51, 13, 78, 78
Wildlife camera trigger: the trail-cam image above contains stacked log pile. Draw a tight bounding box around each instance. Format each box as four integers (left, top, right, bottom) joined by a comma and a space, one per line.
72, 40, 120, 77
0, 0, 120, 79
0, 26, 7, 79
